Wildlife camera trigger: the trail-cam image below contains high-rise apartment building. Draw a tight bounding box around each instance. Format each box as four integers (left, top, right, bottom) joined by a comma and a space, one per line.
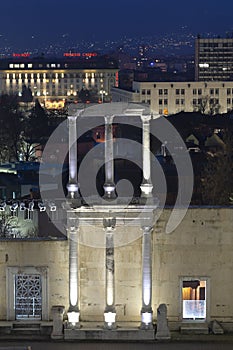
195, 37, 233, 81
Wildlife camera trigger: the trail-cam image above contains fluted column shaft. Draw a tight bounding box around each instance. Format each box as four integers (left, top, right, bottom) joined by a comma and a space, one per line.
105, 229, 115, 309
67, 215, 80, 327
140, 115, 153, 197
141, 226, 153, 329
103, 218, 116, 328
103, 115, 116, 199
67, 115, 79, 198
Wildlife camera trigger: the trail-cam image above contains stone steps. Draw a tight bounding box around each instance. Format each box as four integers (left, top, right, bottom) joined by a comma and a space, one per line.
180, 322, 209, 335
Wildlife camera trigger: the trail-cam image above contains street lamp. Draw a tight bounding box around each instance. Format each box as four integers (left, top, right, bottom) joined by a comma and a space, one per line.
99, 89, 108, 103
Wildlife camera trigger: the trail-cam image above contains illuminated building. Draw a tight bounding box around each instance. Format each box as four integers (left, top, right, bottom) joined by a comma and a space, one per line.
112, 80, 233, 115
195, 37, 233, 81
0, 54, 119, 109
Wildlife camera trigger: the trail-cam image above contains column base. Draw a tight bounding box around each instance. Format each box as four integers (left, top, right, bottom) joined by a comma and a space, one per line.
67, 310, 80, 329
140, 311, 153, 330
104, 311, 117, 329
103, 182, 117, 200
140, 182, 153, 198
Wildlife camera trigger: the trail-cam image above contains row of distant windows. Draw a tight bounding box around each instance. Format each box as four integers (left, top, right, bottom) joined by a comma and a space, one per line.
5, 79, 108, 86
157, 98, 221, 106
199, 42, 233, 48
6, 82, 100, 89
6, 79, 105, 88
5, 72, 114, 79
159, 99, 184, 105
150, 98, 233, 105
9, 63, 62, 69
141, 88, 233, 96
193, 98, 219, 105
6, 87, 103, 95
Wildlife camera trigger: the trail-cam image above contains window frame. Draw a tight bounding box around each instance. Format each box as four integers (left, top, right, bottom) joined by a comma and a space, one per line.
6, 266, 49, 321
179, 276, 210, 323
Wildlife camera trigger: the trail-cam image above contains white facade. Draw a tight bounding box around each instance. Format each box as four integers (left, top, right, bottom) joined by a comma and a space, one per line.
0, 60, 118, 109
112, 81, 233, 115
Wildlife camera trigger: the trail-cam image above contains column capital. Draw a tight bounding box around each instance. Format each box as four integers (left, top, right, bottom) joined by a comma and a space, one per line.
68, 104, 84, 117
67, 214, 79, 230
67, 115, 78, 123
103, 217, 116, 230
104, 115, 114, 124
141, 114, 152, 123
141, 226, 153, 234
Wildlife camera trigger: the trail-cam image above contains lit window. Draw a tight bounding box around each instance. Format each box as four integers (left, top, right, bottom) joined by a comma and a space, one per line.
199, 63, 209, 68
28, 64, 33, 68
9, 64, 13, 68
182, 279, 207, 320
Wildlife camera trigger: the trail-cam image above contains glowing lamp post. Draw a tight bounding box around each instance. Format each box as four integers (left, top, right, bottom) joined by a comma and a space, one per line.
100, 90, 108, 103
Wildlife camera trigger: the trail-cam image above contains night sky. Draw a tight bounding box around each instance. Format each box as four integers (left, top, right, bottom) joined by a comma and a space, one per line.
1, 0, 233, 49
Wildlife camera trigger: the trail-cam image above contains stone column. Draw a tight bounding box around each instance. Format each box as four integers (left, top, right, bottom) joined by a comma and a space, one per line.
66, 114, 79, 199
141, 225, 153, 329
103, 218, 116, 328
51, 305, 65, 339
103, 115, 116, 199
140, 115, 153, 198
67, 214, 80, 328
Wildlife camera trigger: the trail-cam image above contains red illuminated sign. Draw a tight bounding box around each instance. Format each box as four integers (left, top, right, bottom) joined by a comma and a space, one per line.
115, 71, 119, 87
13, 53, 30, 57
63, 52, 98, 57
